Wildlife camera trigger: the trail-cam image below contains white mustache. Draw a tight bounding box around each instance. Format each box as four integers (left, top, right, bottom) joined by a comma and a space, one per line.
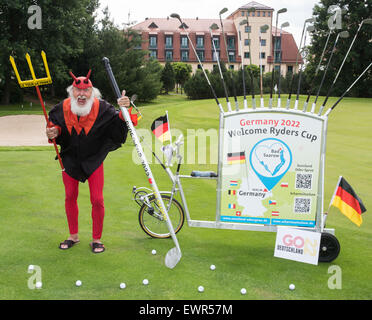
77, 95, 87, 100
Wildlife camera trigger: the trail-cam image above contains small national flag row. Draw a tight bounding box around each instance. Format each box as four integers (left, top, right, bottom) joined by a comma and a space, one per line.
227, 152, 246, 165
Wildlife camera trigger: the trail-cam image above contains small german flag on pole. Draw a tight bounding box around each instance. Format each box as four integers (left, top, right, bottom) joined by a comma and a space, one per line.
151, 114, 171, 143
329, 176, 366, 227
227, 152, 246, 165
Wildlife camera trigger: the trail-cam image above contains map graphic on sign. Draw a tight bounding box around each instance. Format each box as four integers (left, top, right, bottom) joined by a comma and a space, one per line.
249, 138, 292, 191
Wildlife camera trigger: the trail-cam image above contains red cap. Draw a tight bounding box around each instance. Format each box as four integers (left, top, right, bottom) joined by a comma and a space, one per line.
69, 70, 92, 89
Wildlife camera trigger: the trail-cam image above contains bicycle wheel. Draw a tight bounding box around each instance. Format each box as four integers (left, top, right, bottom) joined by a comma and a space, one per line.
138, 194, 185, 239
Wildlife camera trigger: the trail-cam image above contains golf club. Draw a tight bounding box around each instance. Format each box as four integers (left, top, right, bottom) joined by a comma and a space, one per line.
259, 24, 269, 107
170, 13, 225, 114
130, 94, 143, 120
318, 18, 372, 115
286, 17, 314, 109
245, 7, 258, 108
103, 56, 182, 269
210, 23, 232, 112
238, 20, 248, 109
219, 7, 239, 111
269, 7, 287, 108
324, 61, 372, 117
294, 24, 315, 110
276, 21, 290, 108
306, 30, 349, 113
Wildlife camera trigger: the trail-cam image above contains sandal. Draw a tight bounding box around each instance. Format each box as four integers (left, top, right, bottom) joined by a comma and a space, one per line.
90, 242, 105, 254
59, 239, 80, 250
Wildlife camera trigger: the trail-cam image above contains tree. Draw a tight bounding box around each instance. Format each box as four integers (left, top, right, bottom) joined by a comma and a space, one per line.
307, 0, 372, 98
172, 62, 192, 94
161, 62, 175, 94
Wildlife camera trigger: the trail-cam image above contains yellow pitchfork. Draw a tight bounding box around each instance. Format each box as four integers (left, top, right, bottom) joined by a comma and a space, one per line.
9, 51, 64, 170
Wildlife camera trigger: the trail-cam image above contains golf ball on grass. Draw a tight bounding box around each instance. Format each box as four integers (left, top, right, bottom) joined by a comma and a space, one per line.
210, 264, 216, 271
151, 249, 157, 255
35, 281, 42, 289
198, 286, 204, 293
289, 284, 295, 291
75, 280, 82, 287
240, 288, 247, 295
143, 279, 149, 285
119, 283, 126, 289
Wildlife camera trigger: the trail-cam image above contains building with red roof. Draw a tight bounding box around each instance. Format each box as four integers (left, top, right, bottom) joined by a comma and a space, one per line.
132, 2, 302, 76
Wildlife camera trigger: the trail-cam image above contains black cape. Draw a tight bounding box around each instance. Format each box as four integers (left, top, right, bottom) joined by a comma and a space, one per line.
48, 98, 128, 182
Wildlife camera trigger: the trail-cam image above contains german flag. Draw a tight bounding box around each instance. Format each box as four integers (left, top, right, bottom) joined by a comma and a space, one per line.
151, 115, 171, 143
227, 152, 246, 165
330, 177, 366, 227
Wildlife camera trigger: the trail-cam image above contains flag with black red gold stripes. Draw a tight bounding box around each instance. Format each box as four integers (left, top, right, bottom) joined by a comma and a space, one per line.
227, 151, 246, 165
329, 176, 366, 227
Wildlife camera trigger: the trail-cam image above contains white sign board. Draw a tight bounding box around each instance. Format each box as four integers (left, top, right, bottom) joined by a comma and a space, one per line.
274, 227, 321, 265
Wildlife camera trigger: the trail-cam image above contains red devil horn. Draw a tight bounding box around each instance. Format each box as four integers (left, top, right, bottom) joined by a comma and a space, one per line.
69, 71, 78, 82
86, 69, 91, 80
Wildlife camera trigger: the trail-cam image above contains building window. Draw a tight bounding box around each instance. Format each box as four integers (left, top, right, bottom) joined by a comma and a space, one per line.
181, 50, 189, 61
274, 51, 281, 63
241, 11, 245, 16
244, 52, 250, 59
149, 50, 157, 59
274, 37, 281, 50
252, 11, 255, 16
212, 37, 220, 49
261, 65, 265, 72
165, 50, 173, 61
228, 51, 236, 62
181, 36, 188, 48
244, 39, 250, 46
268, 12, 271, 17
263, 11, 266, 17
227, 36, 235, 50
196, 36, 204, 48
149, 36, 157, 48
165, 36, 173, 48
197, 50, 204, 61
213, 51, 220, 61
288, 66, 293, 73
245, 26, 251, 33
257, 11, 260, 17
260, 52, 266, 59
261, 39, 266, 46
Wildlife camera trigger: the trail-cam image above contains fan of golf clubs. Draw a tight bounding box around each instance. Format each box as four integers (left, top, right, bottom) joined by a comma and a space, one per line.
169, 8, 372, 117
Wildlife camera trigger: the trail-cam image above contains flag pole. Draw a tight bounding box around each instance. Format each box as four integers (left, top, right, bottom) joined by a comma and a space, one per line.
323, 175, 342, 228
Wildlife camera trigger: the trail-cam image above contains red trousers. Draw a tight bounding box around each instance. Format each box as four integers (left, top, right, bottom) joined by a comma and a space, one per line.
62, 164, 105, 240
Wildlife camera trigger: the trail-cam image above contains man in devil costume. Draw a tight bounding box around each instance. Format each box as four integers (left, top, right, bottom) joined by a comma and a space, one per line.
46, 70, 137, 253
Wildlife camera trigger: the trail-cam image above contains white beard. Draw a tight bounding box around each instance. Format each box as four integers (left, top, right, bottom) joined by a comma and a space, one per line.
70, 95, 94, 116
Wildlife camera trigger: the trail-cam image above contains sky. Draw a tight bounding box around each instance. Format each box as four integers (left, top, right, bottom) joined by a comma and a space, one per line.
97, 0, 321, 46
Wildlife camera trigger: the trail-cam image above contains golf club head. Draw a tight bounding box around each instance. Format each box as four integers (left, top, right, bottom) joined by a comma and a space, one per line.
307, 25, 316, 32
130, 94, 137, 103
161, 144, 174, 167
305, 17, 315, 24
339, 30, 349, 38
170, 13, 181, 23
240, 19, 248, 26
261, 24, 269, 32
278, 8, 287, 14
210, 23, 219, 31
219, 7, 228, 15
165, 247, 182, 269
281, 22, 290, 28
363, 18, 372, 25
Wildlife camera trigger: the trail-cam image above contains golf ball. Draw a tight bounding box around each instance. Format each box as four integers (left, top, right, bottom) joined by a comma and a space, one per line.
143, 279, 149, 285
35, 281, 42, 289
210, 264, 216, 271
289, 284, 295, 291
28, 265, 34, 271
198, 286, 204, 293
151, 249, 157, 255
241, 288, 247, 295
75, 280, 82, 287
119, 283, 126, 289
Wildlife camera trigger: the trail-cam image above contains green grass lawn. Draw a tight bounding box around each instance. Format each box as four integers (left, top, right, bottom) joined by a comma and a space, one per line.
0, 94, 371, 300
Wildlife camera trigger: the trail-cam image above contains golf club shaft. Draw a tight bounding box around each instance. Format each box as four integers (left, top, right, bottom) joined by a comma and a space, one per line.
239, 30, 248, 109
324, 61, 372, 117
246, 19, 256, 108
220, 14, 239, 111
103, 57, 182, 266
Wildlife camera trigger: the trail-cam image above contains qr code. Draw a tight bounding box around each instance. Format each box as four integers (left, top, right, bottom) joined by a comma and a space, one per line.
294, 197, 311, 214
295, 173, 312, 189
